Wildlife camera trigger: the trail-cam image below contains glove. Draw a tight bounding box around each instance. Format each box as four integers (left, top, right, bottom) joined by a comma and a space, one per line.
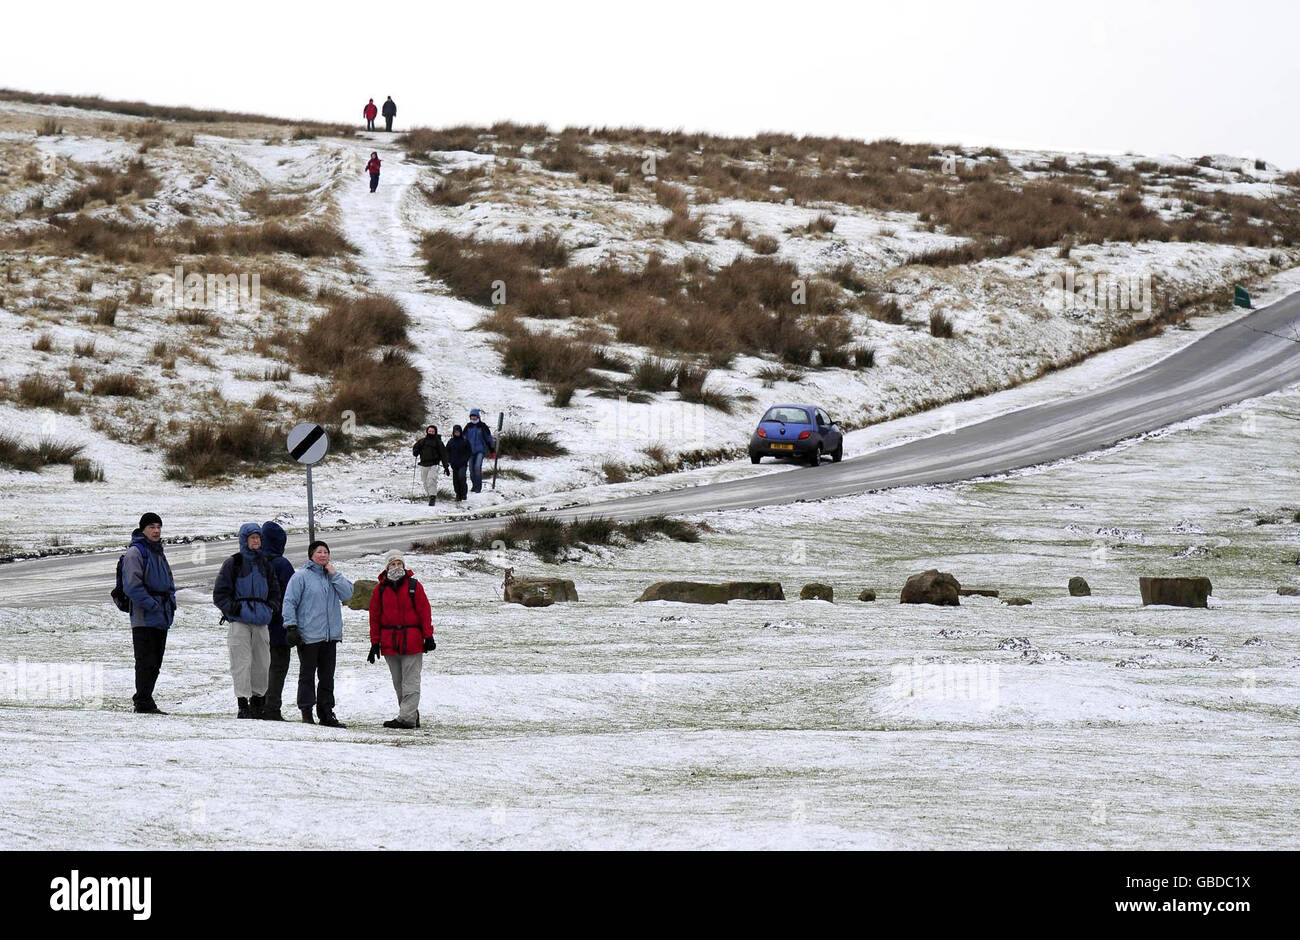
489, 452, 496, 459
367, 643, 382, 664
423, 636, 436, 652
286, 626, 300, 647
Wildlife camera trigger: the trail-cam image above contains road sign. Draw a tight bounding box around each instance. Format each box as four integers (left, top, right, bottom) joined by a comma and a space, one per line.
287, 423, 329, 465
1233, 285, 1252, 309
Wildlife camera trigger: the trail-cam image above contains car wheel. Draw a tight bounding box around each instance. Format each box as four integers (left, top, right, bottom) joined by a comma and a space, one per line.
831, 440, 843, 463
750, 454, 761, 465
808, 445, 822, 467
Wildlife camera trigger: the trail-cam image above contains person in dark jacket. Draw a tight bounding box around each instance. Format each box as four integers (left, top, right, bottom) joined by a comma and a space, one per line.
446, 424, 471, 502
363, 98, 378, 131
368, 550, 433, 729
381, 96, 396, 132
122, 512, 176, 714
412, 425, 450, 506
213, 523, 282, 719
462, 408, 496, 494
260, 521, 297, 721
366, 151, 381, 192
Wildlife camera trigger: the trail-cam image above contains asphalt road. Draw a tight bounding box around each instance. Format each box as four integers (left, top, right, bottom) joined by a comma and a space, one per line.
3, 292, 1298, 608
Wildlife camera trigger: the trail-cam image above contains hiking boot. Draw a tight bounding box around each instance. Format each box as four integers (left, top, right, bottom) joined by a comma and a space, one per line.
428, 495, 436, 506
382, 718, 403, 728
318, 711, 346, 728
237, 697, 251, 719
262, 708, 285, 721
250, 695, 265, 719
301, 708, 315, 724
384, 717, 417, 729
134, 704, 168, 715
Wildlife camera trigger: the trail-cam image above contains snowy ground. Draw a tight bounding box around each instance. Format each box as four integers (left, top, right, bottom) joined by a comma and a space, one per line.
2, 385, 1296, 849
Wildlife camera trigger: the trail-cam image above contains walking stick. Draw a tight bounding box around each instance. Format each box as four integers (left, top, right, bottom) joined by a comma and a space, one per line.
490, 411, 503, 490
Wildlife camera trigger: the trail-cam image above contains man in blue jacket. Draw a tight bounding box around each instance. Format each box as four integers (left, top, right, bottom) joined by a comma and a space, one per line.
213, 523, 282, 719
462, 408, 496, 494
260, 521, 297, 721
121, 512, 176, 714
281, 540, 354, 726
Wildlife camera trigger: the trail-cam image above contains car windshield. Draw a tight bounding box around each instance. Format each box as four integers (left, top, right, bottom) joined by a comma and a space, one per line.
761, 407, 811, 424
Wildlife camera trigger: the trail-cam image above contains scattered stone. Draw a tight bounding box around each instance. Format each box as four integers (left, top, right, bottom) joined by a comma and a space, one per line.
997, 637, 1033, 651
763, 619, 808, 630
503, 568, 578, 606
1139, 576, 1212, 608
1244, 636, 1263, 646
1002, 597, 1032, 606
1068, 576, 1091, 596
800, 582, 834, 602
857, 588, 877, 602
958, 587, 999, 598
346, 579, 377, 610
900, 569, 961, 606
1278, 586, 1300, 596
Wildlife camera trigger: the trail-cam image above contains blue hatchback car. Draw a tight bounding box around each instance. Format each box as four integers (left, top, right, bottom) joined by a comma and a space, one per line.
748, 404, 844, 466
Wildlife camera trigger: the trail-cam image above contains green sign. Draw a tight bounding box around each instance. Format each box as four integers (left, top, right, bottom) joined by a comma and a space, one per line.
1233, 285, 1252, 309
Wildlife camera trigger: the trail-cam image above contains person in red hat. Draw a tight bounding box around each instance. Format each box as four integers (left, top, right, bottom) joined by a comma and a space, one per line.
365, 151, 382, 192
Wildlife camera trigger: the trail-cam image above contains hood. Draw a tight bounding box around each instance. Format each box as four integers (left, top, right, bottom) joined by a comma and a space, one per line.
131, 528, 163, 552
452, 424, 463, 435
238, 522, 263, 556
260, 521, 288, 558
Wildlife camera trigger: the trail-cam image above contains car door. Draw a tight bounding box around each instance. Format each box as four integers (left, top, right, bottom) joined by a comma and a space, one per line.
815, 409, 837, 449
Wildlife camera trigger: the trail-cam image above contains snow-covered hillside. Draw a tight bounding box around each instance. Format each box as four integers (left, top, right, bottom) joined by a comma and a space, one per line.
1, 97, 1297, 553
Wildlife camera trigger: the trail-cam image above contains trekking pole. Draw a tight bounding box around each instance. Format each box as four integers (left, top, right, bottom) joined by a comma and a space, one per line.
412, 460, 419, 500
491, 411, 503, 490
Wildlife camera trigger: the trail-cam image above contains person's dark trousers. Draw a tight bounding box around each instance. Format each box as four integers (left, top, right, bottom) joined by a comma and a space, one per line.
369, 173, 380, 193
131, 627, 168, 709
384, 116, 393, 132
469, 452, 486, 492
452, 465, 468, 500
266, 644, 292, 714
296, 640, 338, 713
366, 118, 375, 130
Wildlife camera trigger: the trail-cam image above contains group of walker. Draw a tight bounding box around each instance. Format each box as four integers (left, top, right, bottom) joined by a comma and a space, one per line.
120, 513, 434, 730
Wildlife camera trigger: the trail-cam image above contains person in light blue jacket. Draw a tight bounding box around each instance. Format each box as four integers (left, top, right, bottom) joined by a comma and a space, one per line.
281, 539, 353, 727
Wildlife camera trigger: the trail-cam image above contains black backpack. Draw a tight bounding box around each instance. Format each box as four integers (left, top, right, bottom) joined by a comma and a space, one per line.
111, 543, 148, 613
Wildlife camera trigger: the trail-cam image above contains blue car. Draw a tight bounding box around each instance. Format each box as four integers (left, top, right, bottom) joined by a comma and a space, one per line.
748, 404, 844, 466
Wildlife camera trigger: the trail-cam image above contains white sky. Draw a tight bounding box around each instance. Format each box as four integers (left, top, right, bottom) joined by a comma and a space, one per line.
4, 0, 1298, 167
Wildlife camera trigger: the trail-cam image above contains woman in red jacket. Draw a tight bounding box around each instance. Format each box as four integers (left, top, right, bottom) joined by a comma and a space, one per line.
363, 98, 378, 131
365, 151, 381, 193
367, 550, 434, 728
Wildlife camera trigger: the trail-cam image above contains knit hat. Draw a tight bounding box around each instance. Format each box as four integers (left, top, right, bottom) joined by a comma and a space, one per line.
307, 540, 330, 558
469, 408, 481, 417
139, 512, 162, 530
383, 549, 404, 567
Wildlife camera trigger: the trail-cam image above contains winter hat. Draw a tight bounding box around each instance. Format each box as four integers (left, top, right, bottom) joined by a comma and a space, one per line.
307, 540, 330, 558
383, 550, 405, 568
139, 512, 162, 530
469, 408, 481, 417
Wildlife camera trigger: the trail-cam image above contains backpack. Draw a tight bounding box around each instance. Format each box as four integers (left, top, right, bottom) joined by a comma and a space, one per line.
111, 543, 149, 613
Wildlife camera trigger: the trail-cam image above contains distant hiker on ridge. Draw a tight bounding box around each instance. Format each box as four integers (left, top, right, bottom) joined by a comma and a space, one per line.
366, 151, 382, 192
382, 95, 396, 132
363, 98, 378, 131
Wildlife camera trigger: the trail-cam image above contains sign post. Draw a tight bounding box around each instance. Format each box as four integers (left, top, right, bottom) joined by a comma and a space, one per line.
287, 422, 330, 545
1233, 285, 1252, 309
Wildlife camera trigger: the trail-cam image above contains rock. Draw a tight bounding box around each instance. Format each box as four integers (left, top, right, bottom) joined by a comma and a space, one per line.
1139, 576, 1212, 608
857, 588, 877, 602
899, 569, 961, 606
1278, 586, 1300, 596
1068, 576, 1091, 596
346, 579, 377, 611
958, 587, 999, 598
726, 581, 785, 601
799, 582, 834, 602
636, 581, 732, 604
503, 568, 577, 605
1001, 597, 1032, 606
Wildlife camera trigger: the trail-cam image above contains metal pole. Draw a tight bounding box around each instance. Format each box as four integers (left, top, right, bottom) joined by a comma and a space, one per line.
306, 464, 316, 545
491, 411, 503, 490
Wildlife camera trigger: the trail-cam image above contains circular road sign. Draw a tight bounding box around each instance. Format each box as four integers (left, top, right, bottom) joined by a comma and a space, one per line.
287, 423, 329, 465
